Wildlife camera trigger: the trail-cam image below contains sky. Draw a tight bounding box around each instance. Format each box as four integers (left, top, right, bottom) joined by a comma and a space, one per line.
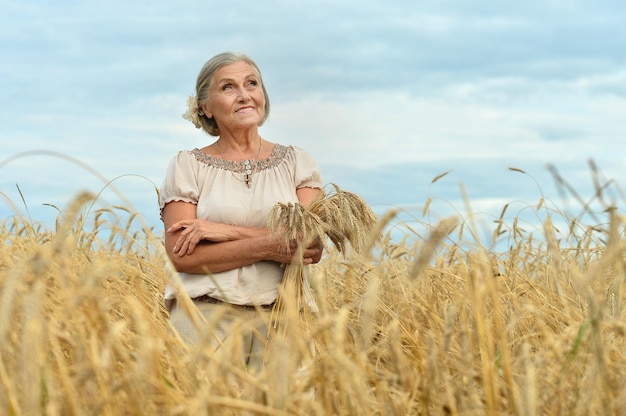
1, 0, 624, 245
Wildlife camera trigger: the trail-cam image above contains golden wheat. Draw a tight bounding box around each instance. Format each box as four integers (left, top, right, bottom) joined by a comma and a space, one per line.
1, 178, 625, 414
266, 184, 377, 346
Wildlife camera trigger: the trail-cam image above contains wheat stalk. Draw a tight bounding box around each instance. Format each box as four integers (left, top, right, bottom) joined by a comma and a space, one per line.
266, 184, 377, 341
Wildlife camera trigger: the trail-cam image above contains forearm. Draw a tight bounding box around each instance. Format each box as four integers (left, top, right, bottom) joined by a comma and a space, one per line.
167, 234, 278, 274
204, 222, 269, 241
169, 220, 268, 244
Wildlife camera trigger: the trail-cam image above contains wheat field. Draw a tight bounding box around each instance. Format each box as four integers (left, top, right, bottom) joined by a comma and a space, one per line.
1, 171, 625, 415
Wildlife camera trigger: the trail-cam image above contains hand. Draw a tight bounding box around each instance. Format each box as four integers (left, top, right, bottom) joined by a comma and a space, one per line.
267, 234, 322, 265
168, 219, 231, 256
307, 238, 324, 264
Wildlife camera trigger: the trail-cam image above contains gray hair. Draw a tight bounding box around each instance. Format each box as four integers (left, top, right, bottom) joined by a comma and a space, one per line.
195, 52, 271, 136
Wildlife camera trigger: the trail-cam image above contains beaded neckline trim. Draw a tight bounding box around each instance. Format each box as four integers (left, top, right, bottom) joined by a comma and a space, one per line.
191, 144, 288, 173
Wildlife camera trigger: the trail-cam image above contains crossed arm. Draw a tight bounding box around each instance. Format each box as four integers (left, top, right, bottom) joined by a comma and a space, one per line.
161, 187, 323, 274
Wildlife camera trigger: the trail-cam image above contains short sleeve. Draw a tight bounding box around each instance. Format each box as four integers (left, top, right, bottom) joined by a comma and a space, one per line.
292, 146, 323, 189
159, 151, 200, 214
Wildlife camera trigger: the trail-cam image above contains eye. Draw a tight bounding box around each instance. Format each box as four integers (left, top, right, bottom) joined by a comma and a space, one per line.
222, 84, 232, 91
247, 80, 258, 87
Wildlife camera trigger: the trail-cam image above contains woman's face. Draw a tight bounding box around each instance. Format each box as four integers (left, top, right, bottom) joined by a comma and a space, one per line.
201, 61, 266, 134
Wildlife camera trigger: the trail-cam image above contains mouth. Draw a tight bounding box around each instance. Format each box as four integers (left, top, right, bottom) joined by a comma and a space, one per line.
236, 106, 254, 113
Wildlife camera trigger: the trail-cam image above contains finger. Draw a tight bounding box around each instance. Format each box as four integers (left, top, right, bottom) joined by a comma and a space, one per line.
178, 236, 192, 257
174, 233, 189, 255
167, 220, 191, 233
303, 248, 320, 257
186, 236, 197, 255
172, 235, 184, 254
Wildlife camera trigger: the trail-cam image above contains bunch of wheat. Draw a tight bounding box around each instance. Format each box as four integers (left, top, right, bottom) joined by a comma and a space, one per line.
266, 184, 377, 336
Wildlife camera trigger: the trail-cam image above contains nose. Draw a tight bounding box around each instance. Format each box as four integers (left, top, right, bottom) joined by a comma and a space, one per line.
236, 86, 251, 101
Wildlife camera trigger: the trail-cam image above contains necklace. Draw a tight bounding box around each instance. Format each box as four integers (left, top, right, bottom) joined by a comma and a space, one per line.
215, 138, 263, 188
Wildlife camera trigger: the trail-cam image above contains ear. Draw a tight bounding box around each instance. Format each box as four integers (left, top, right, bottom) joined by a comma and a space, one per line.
200, 102, 212, 119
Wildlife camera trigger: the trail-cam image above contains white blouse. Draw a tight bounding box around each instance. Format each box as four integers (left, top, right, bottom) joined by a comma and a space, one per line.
159, 144, 322, 305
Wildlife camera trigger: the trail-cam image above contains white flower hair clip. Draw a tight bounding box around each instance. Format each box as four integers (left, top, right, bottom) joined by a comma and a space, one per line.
182, 95, 204, 129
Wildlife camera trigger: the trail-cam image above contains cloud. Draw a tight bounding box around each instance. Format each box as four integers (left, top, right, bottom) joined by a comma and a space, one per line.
263, 88, 621, 168
1, 0, 624, 233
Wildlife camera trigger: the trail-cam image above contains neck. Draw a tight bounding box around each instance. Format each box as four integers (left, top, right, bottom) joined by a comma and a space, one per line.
218, 127, 260, 151
215, 134, 263, 161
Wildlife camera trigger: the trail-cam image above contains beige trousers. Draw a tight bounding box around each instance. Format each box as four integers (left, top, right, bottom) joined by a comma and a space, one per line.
169, 300, 272, 372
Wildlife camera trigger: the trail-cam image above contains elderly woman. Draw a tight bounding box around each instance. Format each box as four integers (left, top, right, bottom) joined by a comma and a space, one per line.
159, 52, 323, 369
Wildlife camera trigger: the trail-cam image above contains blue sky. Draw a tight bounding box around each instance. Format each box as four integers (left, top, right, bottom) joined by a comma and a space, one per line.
1, 0, 624, 244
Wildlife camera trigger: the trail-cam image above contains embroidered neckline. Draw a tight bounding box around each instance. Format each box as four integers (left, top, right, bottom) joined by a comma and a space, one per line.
191, 144, 289, 173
